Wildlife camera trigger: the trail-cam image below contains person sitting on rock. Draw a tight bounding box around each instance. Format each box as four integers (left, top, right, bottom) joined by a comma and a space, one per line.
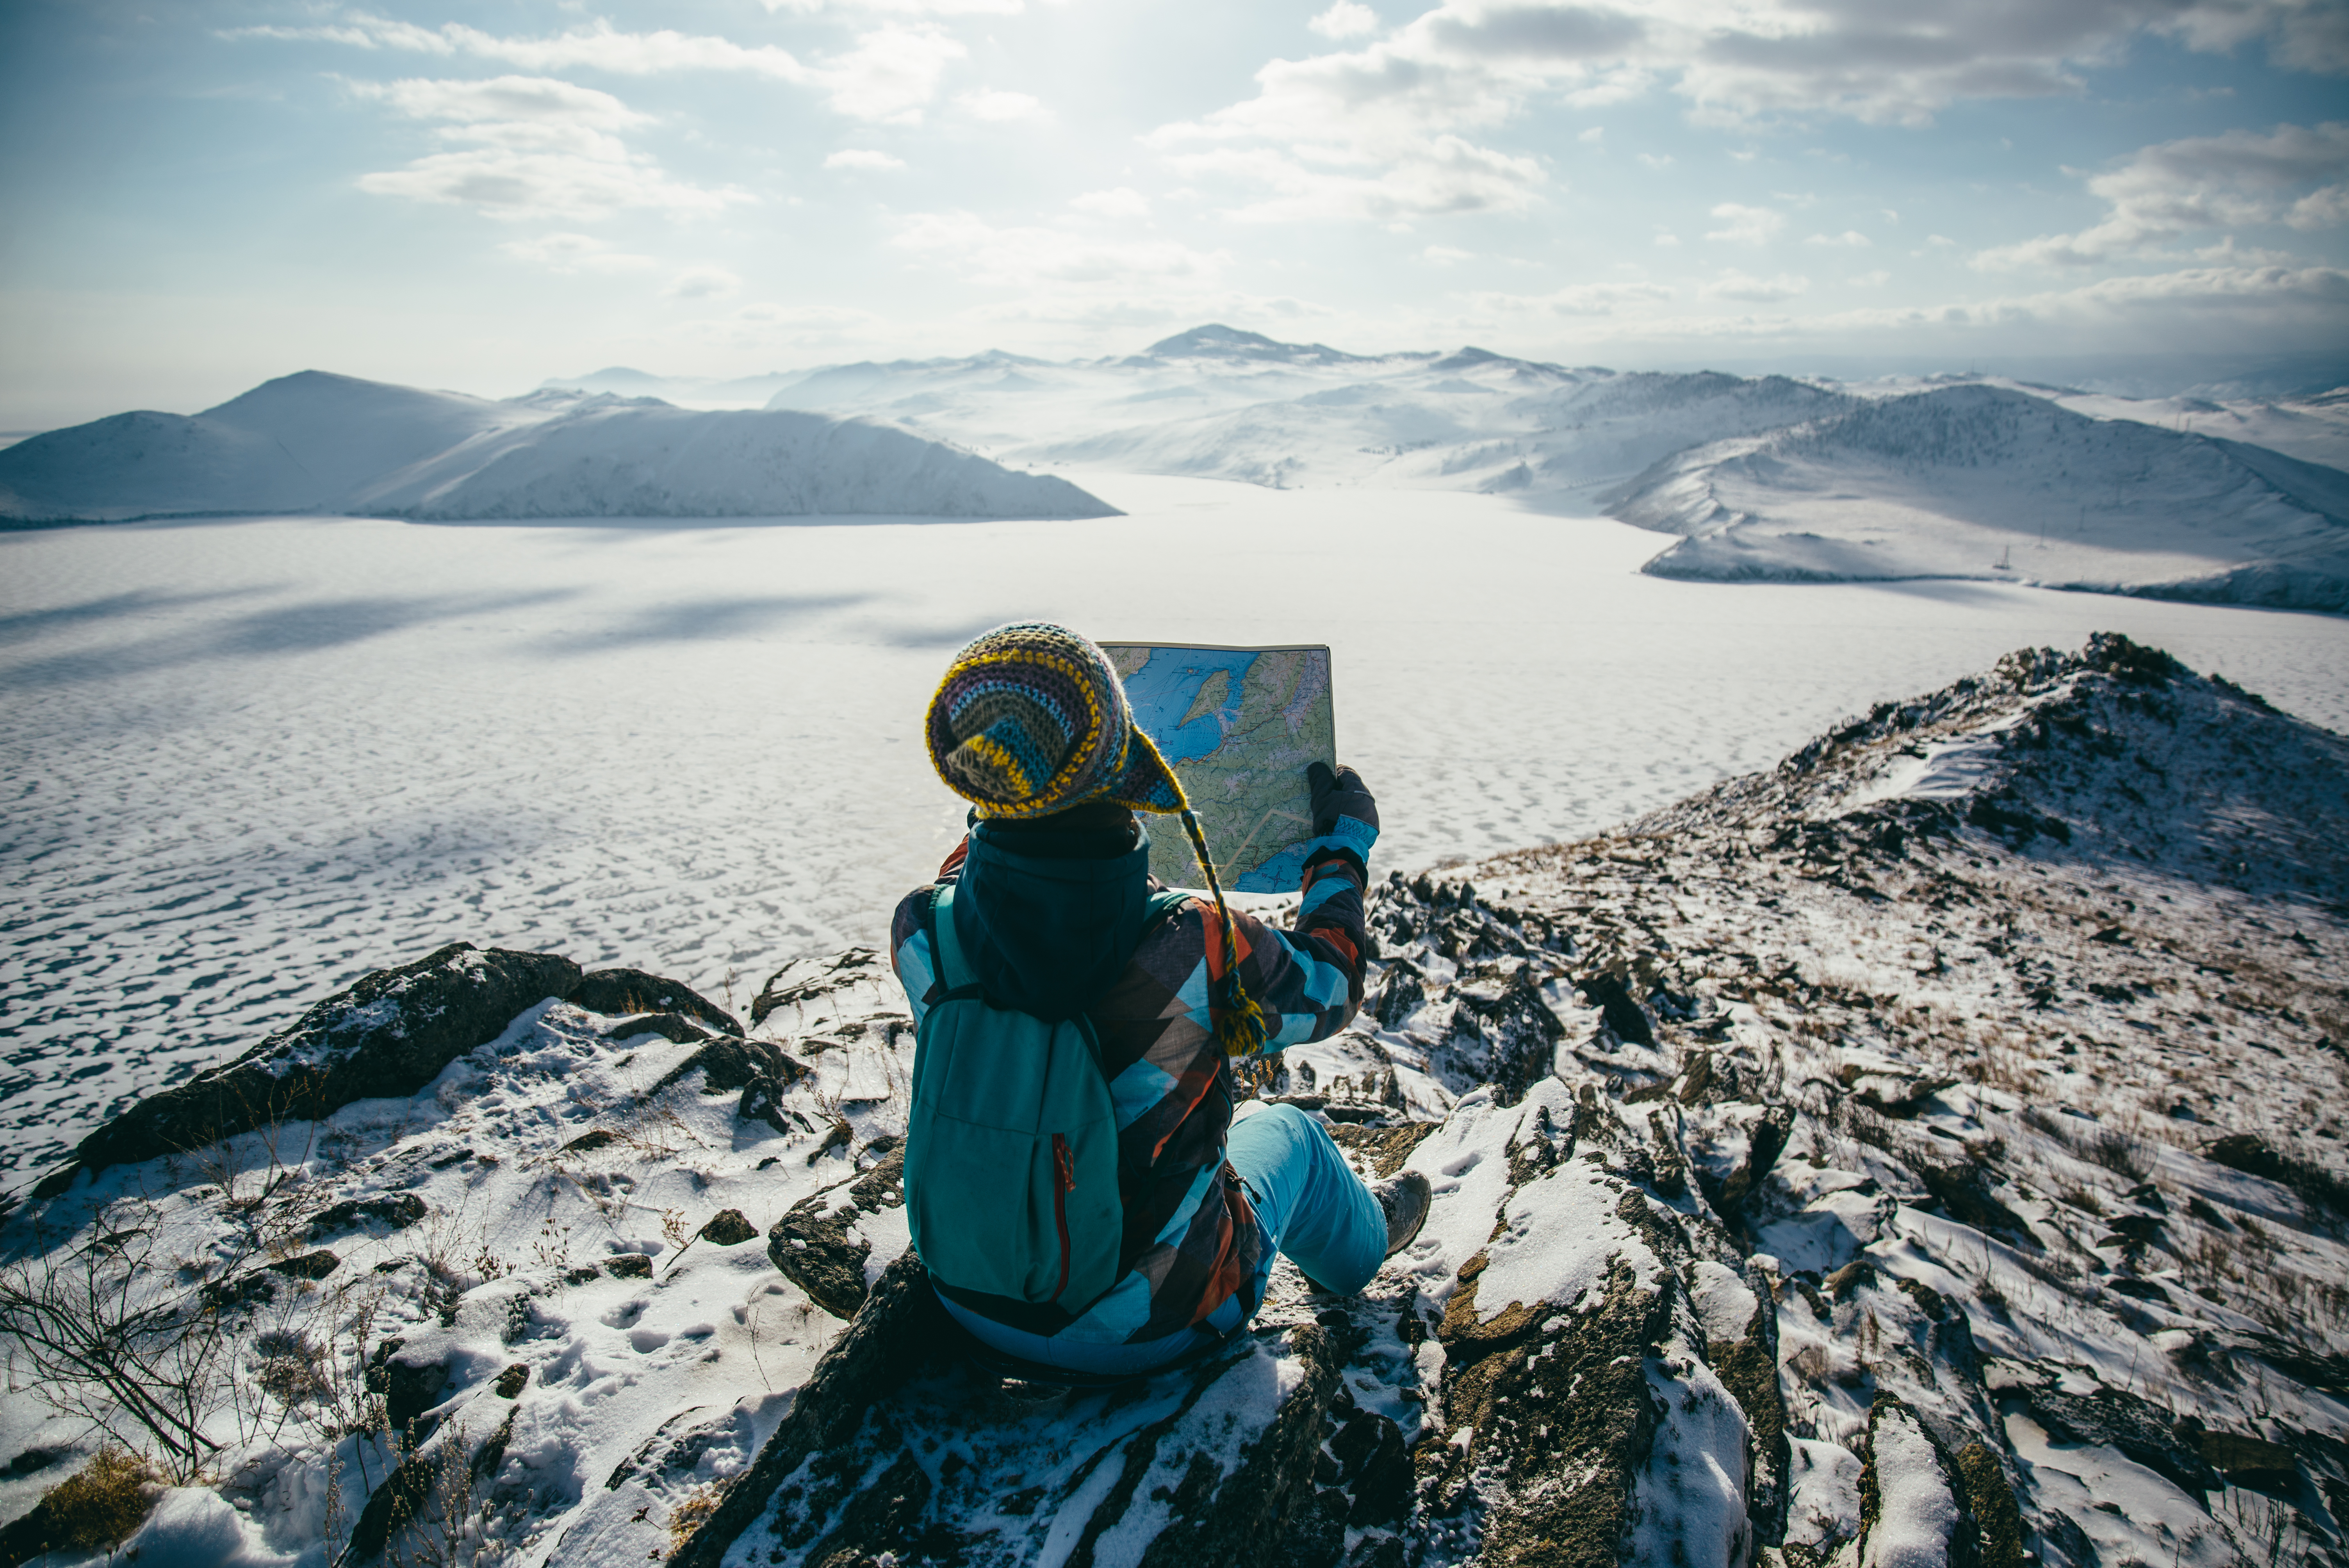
889, 621, 1433, 1379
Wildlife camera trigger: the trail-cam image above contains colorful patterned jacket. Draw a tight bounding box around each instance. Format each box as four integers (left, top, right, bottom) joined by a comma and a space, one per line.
888, 814, 1371, 1344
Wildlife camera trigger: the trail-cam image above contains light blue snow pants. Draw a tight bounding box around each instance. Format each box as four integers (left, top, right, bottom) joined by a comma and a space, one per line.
939, 1102, 1387, 1377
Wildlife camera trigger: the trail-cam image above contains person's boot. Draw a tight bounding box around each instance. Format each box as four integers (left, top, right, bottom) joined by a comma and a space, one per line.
1299, 1171, 1436, 1295
1373, 1171, 1433, 1256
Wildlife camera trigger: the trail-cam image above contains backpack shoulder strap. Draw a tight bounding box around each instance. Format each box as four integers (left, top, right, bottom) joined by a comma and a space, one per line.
928, 884, 982, 1000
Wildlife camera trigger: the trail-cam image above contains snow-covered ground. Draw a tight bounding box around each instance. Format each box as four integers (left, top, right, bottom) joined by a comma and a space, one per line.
3, 635, 2339, 1568
6, 475, 2348, 1185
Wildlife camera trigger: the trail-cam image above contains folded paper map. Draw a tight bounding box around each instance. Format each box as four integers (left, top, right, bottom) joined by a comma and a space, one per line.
1101, 642, 1336, 894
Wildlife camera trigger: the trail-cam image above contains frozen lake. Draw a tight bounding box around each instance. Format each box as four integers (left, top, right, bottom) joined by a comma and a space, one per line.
5, 471, 2346, 1179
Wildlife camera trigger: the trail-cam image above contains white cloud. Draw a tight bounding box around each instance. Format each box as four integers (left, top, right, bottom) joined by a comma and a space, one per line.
1133, 0, 2349, 230
1422, 244, 1474, 264
688, 299, 887, 353
348, 75, 750, 221
1704, 203, 1783, 244
1578, 126, 1604, 143
2192, 237, 2298, 264
2290, 182, 2349, 227
958, 89, 1049, 122
1701, 269, 1808, 302
815, 26, 966, 122
826, 148, 907, 169
892, 211, 1229, 287
353, 74, 651, 130
761, 0, 1021, 12
496, 231, 658, 273
1848, 269, 1891, 286
1654, 230, 1681, 247
239, 16, 810, 78
1976, 121, 2349, 268
1158, 137, 1548, 224
234, 12, 964, 123
1804, 230, 1870, 246
1069, 187, 1151, 218
1637, 151, 1672, 168
1467, 280, 1674, 315
1547, 263, 2348, 349
664, 266, 743, 299
1308, 2, 1381, 40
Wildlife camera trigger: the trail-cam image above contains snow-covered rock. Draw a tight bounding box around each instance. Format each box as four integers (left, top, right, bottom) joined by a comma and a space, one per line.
0, 372, 1118, 524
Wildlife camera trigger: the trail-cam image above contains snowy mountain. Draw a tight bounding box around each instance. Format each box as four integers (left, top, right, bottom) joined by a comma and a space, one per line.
0, 372, 1117, 524
6, 635, 2341, 1568
1611, 383, 2349, 611
1125, 322, 1373, 367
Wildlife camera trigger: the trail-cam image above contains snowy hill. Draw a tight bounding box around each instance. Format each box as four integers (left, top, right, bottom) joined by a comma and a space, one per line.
0, 372, 1117, 524
1127, 321, 1373, 367
1611, 383, 2349, 611
5, 635, 2342, 1568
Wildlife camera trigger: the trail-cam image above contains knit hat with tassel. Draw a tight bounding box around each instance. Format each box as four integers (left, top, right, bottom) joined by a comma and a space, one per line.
924, 620, 1267, 1056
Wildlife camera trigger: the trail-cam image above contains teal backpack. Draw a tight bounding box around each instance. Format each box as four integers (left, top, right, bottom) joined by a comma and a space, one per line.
904, 882, 1189, 1309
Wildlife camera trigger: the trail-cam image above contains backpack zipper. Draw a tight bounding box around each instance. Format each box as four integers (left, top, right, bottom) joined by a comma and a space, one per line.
1050, 1133, 1075, 1301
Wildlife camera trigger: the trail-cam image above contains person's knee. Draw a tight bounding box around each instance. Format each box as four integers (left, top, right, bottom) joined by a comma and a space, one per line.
1229, 1100, 1317, 1164
1260, 1101, 1323, 1145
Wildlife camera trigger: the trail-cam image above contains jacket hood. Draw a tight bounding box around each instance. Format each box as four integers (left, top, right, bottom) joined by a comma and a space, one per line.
951, 821, 1153, 1022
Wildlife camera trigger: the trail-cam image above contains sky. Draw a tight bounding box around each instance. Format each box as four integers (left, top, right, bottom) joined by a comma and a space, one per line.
2, 0, 2346, 427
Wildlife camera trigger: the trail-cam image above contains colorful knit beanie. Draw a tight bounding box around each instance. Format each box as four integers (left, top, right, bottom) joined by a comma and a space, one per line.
925, 620, 1266, 1056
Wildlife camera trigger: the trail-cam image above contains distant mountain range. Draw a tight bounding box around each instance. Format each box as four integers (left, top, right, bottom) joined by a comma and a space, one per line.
545, 324, 2341, 612
12, 326, 2346, 611
0, 372, 1116, 524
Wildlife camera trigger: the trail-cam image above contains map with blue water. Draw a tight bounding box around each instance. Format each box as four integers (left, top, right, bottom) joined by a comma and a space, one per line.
1100, 643, 1335, 894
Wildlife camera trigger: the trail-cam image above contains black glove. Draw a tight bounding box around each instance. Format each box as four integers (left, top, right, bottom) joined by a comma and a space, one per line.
1307, 762, 1379, 839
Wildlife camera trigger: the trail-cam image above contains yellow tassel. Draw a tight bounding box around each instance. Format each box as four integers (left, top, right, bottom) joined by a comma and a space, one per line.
1182, 809, 1268, 1058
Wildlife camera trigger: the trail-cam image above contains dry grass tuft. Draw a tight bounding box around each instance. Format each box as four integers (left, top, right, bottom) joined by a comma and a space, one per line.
35, 1447, 160, 1553
667, 1484, 720, 1557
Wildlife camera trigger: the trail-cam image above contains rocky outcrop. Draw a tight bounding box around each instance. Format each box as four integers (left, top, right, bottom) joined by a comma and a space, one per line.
668, 1252, 966, 1568
567, 968, 742, 1037
35, 943, 579, 1196
649, 1035, 809, 1135
1852, 1395, 1978, 1568
766, 1146, 905, 1318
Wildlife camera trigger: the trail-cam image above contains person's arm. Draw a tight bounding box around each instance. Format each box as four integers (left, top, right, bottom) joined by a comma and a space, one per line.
1205, 763, 1381, 1051
887, 837, 971, 1028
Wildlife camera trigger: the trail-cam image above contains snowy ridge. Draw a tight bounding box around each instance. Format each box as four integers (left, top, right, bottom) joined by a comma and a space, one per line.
0, 372, 1117, 524
4, 634, 2342, 1568
1611, 384, 2349, 612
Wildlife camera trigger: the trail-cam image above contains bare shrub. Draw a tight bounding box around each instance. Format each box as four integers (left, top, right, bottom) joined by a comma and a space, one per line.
2058, 1185, 2105, 1217
253, 1328, 330, 1406
2081, 1128, 2156, 1180
0, 1200, 242, 1480
378, 1415, 523, 1568
2018, 1105, 2067, 1140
